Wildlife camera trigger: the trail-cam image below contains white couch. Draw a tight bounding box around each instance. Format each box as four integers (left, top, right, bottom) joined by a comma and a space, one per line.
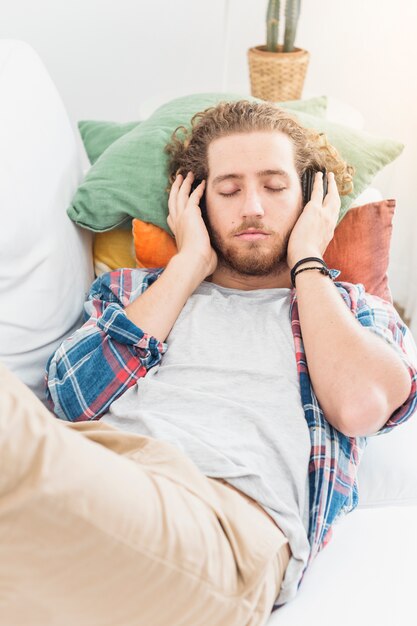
1, 39, 417, 626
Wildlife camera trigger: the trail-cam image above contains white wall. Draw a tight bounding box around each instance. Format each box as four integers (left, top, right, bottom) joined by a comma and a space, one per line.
2, 0, 416, 314
227, 0, 417, 312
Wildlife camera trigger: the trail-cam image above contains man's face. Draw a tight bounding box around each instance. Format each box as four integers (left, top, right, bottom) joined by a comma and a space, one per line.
204, 131, 303, 277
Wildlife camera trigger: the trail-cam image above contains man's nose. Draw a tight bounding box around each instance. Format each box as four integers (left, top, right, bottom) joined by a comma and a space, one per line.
240, 190, 265, 218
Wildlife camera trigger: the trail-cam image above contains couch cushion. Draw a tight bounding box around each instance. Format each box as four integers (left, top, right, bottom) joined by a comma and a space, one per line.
0, 39, 94, 401
269, 505, 417, 624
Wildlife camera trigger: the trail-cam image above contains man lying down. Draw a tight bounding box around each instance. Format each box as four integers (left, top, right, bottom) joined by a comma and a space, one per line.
4, 100, 417, 626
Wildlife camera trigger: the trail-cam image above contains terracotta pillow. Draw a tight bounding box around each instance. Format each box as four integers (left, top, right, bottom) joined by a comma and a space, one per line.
323, 199, 394, 302
131, 199, 395, 301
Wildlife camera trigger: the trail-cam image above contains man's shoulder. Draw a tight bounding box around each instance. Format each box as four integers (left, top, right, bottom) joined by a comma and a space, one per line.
333, 280, 392, 313
333, 280, 412, 351
291, 278, 398, 328
291, 279, 380, 313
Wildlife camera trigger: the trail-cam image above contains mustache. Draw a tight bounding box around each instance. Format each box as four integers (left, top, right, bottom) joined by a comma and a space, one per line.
231, 222, 273, 236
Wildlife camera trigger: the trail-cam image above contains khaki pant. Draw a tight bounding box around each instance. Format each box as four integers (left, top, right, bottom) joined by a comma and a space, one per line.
0, 364, 291, 626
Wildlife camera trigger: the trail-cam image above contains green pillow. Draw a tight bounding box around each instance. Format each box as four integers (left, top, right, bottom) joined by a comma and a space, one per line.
68, 92, 402, 234
78, 120, 140, 165
69, 93, 328, 233
78, 95, 328, 166
296, 111, 404, 223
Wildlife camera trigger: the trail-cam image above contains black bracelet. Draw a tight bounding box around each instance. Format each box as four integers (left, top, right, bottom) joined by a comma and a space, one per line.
293, 266, 333, 284
290, 257, 328, 288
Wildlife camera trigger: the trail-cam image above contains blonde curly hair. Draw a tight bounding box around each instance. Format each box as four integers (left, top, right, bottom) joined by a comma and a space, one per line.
164, 99, 354, 195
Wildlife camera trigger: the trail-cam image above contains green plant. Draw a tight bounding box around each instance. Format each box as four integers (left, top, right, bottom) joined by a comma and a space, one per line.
266, 0, 302, 53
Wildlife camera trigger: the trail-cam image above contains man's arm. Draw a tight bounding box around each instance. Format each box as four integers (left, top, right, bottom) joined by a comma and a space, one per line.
125, 173, 219, 342
46, 172, 215, 422
294, 267, 413, 437
45, 267, 167, 422
45, 254, 207, 422
124, 254, 206, 343
287, 171, 416, 438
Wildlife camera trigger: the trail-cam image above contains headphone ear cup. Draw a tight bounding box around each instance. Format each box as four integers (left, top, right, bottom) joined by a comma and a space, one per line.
321, 168, 328, 198
301, 170, 309, 206
307, 169, 314, 203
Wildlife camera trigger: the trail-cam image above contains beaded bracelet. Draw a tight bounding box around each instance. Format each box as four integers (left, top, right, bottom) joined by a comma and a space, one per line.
293, 265, 333, 284
290, 256, 328, 288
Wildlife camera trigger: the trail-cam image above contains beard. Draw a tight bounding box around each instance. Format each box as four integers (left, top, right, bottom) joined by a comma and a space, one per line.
203, 213, 291, 278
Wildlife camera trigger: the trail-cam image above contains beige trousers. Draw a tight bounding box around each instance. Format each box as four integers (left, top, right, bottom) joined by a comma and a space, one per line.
0, 364, 291, 626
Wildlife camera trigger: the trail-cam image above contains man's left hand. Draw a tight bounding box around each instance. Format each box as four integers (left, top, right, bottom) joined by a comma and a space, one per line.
286, 171, 341, 269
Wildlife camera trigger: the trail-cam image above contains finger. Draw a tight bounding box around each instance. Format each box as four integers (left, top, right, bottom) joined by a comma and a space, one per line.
323, 172, 341, 212
310, 171, 324, 204
168, 173, 183, 218
177, 171, 195, 208
189, 178, 206, 200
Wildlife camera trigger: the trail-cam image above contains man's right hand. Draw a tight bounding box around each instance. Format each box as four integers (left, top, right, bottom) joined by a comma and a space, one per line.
167, 172, 218, 279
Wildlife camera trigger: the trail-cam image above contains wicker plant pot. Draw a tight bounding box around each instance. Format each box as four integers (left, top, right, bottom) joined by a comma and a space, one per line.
247, 45, 310, 102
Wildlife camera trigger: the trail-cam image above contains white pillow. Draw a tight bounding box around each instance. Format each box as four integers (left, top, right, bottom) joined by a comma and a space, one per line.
0, 39, 93, 402
356, 327, 417, 507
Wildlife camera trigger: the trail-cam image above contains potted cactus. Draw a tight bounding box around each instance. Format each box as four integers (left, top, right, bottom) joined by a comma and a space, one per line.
248, 0, 309, 102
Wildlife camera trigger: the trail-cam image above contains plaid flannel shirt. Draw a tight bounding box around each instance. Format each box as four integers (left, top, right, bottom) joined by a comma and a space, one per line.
45, 267, 417, 603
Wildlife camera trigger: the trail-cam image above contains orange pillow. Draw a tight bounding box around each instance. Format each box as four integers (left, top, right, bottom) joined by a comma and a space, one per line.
132, 219, 178, 268
132, 199, 395, 301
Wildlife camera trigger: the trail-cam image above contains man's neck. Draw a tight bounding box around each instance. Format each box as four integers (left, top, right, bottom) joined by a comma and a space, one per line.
205, 264, 293, 291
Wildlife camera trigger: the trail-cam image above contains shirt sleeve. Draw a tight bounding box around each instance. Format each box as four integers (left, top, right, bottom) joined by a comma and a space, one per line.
44, 267, 168, 422
337, 281, 417, 436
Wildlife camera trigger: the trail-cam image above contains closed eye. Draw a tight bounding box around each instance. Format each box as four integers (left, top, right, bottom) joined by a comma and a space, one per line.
220, 191, 239, 197
220, 187, 286, 198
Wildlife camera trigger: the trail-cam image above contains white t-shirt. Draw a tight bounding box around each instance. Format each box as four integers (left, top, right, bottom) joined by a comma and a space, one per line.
102, 280, 312, 605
